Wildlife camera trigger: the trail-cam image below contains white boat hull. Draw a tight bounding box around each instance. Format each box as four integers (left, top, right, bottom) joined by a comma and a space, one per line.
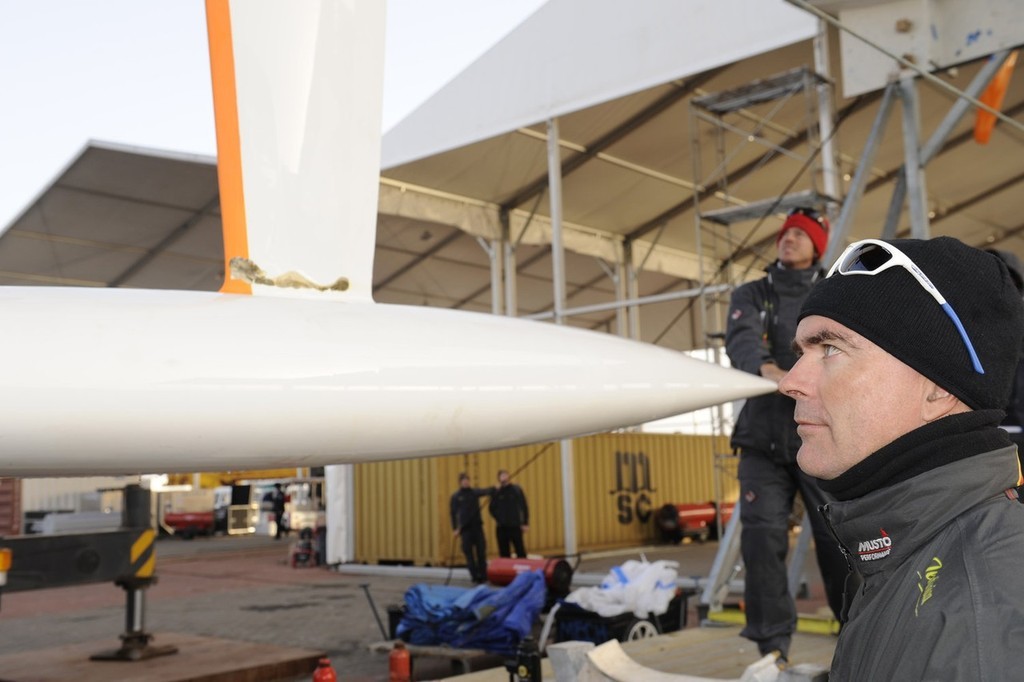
0, 287, 774, 476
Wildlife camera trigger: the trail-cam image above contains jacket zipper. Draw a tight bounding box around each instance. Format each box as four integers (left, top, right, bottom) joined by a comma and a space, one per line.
821, 502, 856, 623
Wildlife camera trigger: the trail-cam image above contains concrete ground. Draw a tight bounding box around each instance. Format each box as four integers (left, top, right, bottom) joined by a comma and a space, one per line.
0, 531, 831, 681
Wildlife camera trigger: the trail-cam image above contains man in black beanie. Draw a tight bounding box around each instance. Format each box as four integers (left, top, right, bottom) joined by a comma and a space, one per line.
780, 236, 1024, 680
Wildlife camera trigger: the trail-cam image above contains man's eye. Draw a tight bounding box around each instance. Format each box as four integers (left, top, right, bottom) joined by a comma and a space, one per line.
823, 344, 840, 357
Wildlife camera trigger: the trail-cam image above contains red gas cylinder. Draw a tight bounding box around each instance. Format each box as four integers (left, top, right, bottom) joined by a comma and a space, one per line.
485, 557, 574, 597
389, 641, 411, 682
312, 656, 337, 682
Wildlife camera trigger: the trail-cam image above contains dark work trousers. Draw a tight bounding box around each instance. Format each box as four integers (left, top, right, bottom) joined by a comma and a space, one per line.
737, 450, 850, 657
496, 525, 527, 558
460, 525, 488, 582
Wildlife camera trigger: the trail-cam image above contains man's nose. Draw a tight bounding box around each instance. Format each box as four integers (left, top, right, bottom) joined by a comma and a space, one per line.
778, 358, 805, 397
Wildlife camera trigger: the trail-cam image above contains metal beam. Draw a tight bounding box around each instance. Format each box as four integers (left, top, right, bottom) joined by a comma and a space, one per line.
109, 195, 219, 288
523, 283, 732, 321
898, 74, 930, 239
499, 70, 725, 211
866, 98, 1024, 196
627, 92, 880, 244
372, 227, 464, 294
824, 82, 898, 264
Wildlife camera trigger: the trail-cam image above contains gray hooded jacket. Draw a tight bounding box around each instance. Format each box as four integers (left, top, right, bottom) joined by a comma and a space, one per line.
823, 444, 1024, 680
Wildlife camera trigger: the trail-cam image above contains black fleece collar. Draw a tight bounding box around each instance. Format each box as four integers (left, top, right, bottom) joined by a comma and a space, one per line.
818, 409, 1009, 501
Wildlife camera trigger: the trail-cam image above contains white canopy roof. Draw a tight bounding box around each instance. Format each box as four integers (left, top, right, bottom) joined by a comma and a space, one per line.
383, 0, 817, 168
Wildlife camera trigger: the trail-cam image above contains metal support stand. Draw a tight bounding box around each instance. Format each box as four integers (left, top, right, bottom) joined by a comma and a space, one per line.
698, 498, 743, 621
787, 513, 813, 600
90, 484, 178, 662
699, 501, 812, 620
90, 576, 178, 661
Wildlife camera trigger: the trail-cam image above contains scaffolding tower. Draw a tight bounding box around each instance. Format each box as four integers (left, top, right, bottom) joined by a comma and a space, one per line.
687, 65, 838, 618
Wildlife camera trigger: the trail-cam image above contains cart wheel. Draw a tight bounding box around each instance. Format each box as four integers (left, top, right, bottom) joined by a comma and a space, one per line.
623, 618, 658, 640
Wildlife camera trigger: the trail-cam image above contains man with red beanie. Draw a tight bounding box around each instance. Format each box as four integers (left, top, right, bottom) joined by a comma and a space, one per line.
724, 207, 848, 666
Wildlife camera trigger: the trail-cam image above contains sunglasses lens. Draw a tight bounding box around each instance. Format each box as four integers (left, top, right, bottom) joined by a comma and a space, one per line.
790, 207, 824, 225
841, 243, 892, 273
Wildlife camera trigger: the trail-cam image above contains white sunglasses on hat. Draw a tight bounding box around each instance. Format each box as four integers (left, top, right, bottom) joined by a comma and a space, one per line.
827, 239, 984, 374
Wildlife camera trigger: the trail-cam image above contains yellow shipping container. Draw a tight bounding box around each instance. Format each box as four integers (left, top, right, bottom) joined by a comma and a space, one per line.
353, 432, 737, 566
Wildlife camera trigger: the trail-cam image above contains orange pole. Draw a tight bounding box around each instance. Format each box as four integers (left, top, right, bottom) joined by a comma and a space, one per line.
205, 0, 252, 294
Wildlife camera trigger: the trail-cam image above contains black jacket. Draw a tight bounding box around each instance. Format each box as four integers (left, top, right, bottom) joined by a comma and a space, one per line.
268, 489, 285, 515
450, 487, 488, 531
488, 484, 528, 528
725, 263, 821, 462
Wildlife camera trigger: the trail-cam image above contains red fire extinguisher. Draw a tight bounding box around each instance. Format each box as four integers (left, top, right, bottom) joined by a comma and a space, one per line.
390, 641, 411, 682
312, 656, 337, 682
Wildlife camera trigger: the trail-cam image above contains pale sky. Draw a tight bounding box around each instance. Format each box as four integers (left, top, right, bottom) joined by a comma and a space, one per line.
0, 0, 546, 228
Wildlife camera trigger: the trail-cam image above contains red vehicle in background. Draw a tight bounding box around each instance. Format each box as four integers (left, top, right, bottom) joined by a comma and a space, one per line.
160, 486, 248, 538
163, 510, 215, 539
655, 501, 735, 543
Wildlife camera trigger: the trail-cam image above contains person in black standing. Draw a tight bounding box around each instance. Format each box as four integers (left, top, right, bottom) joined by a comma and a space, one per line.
488, 469, 529, 558
270, 483, 287, 540
450, 472, 490, 583
725, 207, 848, 664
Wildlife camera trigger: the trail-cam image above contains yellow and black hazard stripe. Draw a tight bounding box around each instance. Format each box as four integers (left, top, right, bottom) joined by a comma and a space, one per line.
129, 529, 156, 579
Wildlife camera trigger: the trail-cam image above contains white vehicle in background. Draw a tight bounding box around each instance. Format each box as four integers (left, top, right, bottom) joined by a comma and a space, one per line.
253, 478, 326, 538
282, 479, 326, 537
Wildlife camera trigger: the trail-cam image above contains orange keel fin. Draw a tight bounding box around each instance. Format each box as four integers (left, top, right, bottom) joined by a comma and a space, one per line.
205, 0, 251, 295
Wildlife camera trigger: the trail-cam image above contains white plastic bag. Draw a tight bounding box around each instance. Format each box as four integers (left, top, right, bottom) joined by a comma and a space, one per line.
565, 559, 679, 618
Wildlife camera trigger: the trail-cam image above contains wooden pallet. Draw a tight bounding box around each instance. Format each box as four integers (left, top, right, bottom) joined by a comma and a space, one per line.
0, 632, 324, 682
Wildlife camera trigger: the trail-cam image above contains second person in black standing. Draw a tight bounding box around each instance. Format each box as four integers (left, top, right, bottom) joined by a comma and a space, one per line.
724, 207, 849, 665
450, 472, 491, 584
489, 469, 529, 558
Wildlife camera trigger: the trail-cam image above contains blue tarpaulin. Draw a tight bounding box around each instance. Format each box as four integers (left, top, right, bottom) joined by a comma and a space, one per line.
396, 569, 546, 655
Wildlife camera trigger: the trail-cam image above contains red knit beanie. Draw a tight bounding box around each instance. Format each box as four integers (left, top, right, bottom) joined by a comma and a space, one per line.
777, 210, 829, 260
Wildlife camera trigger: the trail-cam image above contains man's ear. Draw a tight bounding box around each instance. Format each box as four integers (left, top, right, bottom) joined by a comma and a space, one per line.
923, 383, 967, 422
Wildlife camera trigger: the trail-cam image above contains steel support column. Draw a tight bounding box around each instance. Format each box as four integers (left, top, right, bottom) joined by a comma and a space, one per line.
475, 236, 504, 316
614, 259, 628, 337
547, 117, 576, 556
547, 118, 567, 324
624, 243, 641, 341
814, 19, 841, 228
501, 210, 518, 317
823, 82, 897, 264
898, 74, 930, 239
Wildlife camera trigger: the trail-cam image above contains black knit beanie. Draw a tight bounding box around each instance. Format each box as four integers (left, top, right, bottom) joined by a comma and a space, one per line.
800, 236, 1024, 410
